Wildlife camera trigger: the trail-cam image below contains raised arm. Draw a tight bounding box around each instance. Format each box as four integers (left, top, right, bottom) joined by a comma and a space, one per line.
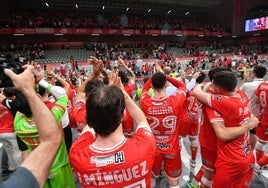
110, 71, 149, 129
192, 84, 210, 106
46, 65, 71, 94
166, 76, 186, 91
118, 56, 135, 82
3, 65, 62, 187
76, 56, 104, 101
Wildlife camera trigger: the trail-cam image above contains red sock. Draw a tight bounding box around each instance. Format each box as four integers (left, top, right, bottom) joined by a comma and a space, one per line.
258, 153, 268, 167
195, 168, 203, 182
256, 149, 265, 161
191, 146, 198, 161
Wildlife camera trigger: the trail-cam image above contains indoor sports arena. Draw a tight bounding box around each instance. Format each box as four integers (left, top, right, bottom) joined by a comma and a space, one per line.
0, 0, 268, 187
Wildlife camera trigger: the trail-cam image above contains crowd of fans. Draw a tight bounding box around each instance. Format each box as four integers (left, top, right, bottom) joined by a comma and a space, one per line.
0, 54, 267, 187
0, 10, 229, 32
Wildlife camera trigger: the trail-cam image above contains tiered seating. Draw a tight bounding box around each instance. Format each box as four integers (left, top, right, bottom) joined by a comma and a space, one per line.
35, 49, 94, 64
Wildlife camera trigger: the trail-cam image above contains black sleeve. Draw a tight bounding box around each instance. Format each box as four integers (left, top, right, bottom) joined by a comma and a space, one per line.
2, 98, 17, 116
17, 136, 28, 151
1, 167, 39, 188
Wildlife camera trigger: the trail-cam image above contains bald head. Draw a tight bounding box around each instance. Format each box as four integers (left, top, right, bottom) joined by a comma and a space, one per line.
163, 66, 172, 75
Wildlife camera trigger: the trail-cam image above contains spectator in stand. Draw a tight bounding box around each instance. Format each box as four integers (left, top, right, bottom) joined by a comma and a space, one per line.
69, 70, 156, 187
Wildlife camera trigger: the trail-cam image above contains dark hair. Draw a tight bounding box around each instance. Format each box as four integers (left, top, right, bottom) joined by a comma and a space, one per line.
86, 85, 125, 137
208, 67, 232, 81
3, 87, 17, 98
36, 85, 47, 97
85, 79, 105, 98
212, 71, 237, 92
14, 92, 32, 118
118, 70, 129, 84
152, 72, 166, 90
196, 72, 206, 84
143, 76, 150, 84
253, 65, 267, 78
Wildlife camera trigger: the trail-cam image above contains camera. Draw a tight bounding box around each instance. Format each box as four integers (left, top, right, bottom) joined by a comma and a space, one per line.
0, 58, 25, 88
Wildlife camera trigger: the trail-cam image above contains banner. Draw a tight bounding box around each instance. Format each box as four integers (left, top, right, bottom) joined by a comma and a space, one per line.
0, 28, 14, 34
36, 28, 54, 34
73, 28, 90, 34
54, 28, 73, 34
14, 28, 35, 34
0, 28, 230, 36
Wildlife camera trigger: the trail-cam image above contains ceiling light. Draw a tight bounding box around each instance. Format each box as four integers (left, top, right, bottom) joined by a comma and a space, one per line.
148, 9, 151, 13
102, 6, 105, 10
75, 4, 78, 8
185, 11, 189, 15
126, 7, 129, 11
45, 2, 49, 7
167, 10, 171, 14
232, 35, 237, 38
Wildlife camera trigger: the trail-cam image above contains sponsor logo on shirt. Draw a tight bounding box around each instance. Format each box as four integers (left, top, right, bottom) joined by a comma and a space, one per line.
156, 142, 171, 149
91, 151, 125, 167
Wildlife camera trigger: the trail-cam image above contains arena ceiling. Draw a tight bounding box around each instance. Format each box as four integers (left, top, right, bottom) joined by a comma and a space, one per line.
15, 0, 225, 16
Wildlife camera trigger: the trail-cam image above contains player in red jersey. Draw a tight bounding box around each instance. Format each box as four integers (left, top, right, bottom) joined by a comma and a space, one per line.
71, 57, 106, 132
178, 71, 206, 176
254, 81, 268, 170
118, 56, 136, 136
140, 63, 186, 188
69, 71, 156, 188
188, 67, 232, 188
193, 71, 256, 188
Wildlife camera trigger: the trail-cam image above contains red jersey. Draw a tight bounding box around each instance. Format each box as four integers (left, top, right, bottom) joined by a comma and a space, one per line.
199, 87, 217, 149
122, 109, 134, 136
206, 89, 253, 164
72, 100, 87, 132
140, 76, 186, 154
180, 89, 199, 123
255, 81, 268, 126
124, 82, 135, 97
122, 81, 135, 135
69, 127, 156, 188
0, 104, 14, 133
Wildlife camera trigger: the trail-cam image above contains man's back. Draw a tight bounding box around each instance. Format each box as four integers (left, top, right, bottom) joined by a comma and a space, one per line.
70, 126, 155, 188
